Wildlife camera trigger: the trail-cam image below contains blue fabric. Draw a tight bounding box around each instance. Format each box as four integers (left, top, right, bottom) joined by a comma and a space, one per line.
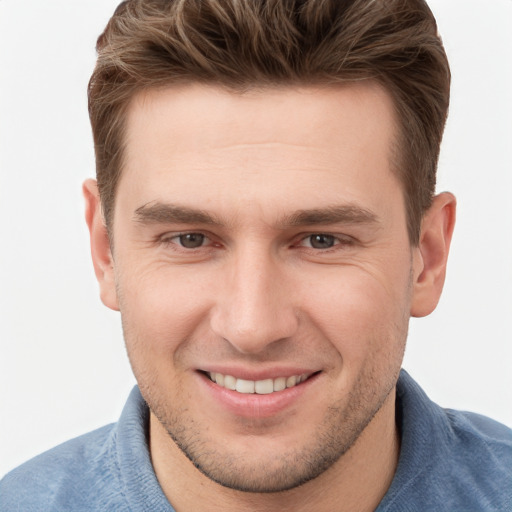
376, 373, 512, 511
1, 370, 511, 511
0, 387, 173, 512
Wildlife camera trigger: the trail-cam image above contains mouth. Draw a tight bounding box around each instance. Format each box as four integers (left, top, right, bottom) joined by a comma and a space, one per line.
205, 371, 317, 395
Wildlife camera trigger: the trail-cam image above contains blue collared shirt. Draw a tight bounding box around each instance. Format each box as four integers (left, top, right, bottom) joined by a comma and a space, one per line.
1, 370, 511, 511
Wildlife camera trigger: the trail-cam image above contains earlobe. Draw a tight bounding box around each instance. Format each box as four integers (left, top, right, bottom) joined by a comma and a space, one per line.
83, 179, 119, 311
411, 192, 456, 318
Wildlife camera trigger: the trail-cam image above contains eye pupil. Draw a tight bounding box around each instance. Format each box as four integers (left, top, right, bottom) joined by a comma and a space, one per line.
179, 233, 205, 248
310, 234, 335, 249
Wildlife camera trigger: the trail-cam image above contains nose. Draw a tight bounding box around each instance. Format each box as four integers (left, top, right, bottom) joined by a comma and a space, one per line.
210, 245, 299, 354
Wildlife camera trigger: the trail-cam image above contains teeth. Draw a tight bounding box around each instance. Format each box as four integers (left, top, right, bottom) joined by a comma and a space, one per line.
255, 379, 274, 394
273, 377, 286, 392
207, 372, 311, 394
236, 379, 255, 394
223, 374, 236, 390
286, 375, 297, 387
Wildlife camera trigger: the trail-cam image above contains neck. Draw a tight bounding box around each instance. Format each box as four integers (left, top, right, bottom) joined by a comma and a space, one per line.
150, 391, 399, 512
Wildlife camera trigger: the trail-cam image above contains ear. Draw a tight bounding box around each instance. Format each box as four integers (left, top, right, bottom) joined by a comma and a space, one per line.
411, 192, 456, 318
83, 179, 119, 311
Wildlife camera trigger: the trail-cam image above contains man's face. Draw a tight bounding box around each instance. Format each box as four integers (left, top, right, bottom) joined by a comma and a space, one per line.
106, 83, 421, 492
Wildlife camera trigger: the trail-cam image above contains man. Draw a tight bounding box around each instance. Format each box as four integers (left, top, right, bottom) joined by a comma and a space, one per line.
1, 0, 510, 510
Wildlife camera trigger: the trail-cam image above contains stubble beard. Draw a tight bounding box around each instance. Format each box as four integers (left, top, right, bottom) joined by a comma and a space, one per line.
121, 274, 411, 494
142, 360, 402, 494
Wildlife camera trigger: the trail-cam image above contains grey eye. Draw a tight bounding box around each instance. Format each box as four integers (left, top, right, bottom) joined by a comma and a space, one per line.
309, 234, 336, 249
179, 233, 205, 248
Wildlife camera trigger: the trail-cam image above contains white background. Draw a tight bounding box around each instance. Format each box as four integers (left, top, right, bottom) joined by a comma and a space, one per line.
1, 1, 511, 477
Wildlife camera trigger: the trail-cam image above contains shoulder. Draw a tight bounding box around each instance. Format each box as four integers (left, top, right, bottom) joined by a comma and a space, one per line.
448, 407, 512, 440
443, 408, 512, 477
380, 371, 512, 511
417, 409, 512, 510
0, 423, 129, 512
0, 387, 170, 512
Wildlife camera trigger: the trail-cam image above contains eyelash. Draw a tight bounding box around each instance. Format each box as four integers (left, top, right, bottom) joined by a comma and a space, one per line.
160, 232, 214, 250
297, 233, 354, 250
159, 231, 355, 252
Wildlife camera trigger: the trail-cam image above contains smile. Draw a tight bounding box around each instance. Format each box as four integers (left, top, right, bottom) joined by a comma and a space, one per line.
207, 372, 313, 395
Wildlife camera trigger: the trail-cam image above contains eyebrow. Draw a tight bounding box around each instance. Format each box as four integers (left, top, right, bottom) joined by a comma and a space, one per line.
134, 202, 223, 226
281, 205, 379, 228
133, 202, 379, 229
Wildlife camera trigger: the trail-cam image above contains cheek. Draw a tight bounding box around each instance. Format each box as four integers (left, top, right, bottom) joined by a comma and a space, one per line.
300, 264, 411, 356
117, 265, 214, 358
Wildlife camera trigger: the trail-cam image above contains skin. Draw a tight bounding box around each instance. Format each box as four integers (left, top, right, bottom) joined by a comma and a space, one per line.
84, 82, 455, 511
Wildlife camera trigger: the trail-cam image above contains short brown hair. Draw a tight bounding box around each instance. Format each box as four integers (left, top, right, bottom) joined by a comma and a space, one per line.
89, 0, 450, 245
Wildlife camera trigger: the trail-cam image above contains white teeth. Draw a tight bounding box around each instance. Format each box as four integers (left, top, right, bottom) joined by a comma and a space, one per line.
286, 375, 297, 387
236, 379, 255, 394
273, 377, 286, 392
255, 379, 274, 395
207, 372, 311, 394
224, 375, 236, 390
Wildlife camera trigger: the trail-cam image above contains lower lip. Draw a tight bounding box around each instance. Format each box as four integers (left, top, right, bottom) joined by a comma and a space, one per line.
199, 372, 320, 419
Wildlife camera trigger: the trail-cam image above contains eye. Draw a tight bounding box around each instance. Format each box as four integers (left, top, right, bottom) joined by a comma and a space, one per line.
305, 234, 337, 249
173, 233, 207, 249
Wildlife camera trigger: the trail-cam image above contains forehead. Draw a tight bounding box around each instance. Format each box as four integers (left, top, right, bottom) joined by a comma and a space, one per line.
125, 81, 397, 152
118, 82, 402, 225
